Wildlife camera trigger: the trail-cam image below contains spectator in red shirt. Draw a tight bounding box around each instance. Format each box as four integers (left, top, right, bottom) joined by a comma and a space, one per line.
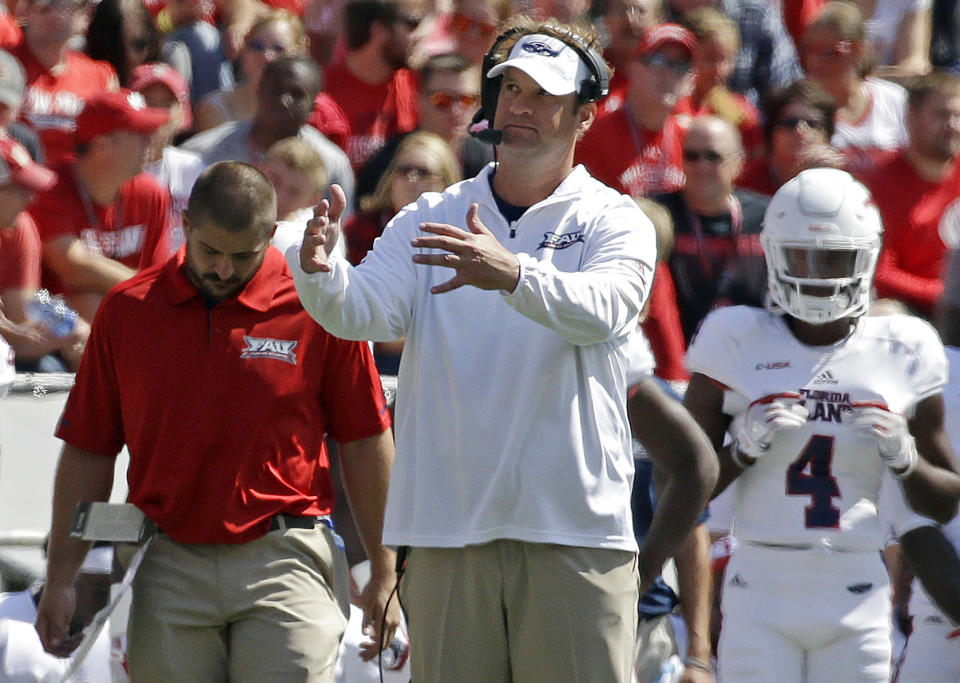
864, 70, 960, 318
32, 89, 172, 323
677, 7, 764, 160
737, 78, 844, 195
0, 135, 88, 371
444, 0, 511, 68
356, 53, 490, 203
323, 0, 422, 170
597, 0, 664, 111
576, 23, 695, 198
12, 0, 119, 166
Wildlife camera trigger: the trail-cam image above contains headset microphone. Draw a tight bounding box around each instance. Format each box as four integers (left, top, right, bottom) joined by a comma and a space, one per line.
467, 112, 503, 145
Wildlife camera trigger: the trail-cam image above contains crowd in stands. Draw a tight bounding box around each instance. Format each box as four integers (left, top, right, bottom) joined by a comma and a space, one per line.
1, 0, 957, 377
2, 0, 960, 678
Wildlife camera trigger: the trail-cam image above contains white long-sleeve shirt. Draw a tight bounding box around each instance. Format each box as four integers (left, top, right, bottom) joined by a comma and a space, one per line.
289, 164, 657, 551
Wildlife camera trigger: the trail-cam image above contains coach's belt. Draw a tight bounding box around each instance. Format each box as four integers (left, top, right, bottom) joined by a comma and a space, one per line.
268, 514, 331, 532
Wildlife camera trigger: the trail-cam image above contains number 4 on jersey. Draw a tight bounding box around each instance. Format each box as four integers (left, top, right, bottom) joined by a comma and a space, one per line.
787, 435, 841, 528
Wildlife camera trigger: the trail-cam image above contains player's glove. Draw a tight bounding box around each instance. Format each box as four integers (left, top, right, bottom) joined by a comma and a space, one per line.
850, 402, 918, 478
733, 392, 808, 466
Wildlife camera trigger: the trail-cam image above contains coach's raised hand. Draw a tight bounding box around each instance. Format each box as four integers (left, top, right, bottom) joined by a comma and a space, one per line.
299, 184, 346, 274
411, 203, 521, 294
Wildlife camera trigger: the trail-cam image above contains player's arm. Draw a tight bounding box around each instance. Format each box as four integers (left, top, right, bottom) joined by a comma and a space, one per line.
42, 235, 136, 294
681, 372, 739, 497
900, 525, 960, 624
36, 443, 115, 657
629, 377, 718, 592
337, 428, 400, 658
674, 523, 714, 681
901, 394, 960, 523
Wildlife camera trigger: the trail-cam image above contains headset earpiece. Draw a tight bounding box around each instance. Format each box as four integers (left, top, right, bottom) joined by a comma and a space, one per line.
468, 26, 610, 145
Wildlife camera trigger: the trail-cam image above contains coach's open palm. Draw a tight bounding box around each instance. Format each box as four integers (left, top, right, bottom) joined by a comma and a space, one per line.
299, 184, 346, 274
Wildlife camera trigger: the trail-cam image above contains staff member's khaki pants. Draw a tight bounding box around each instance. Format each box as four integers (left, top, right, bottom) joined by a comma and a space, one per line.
400, 540, 639, 682
128, 525, 350, 682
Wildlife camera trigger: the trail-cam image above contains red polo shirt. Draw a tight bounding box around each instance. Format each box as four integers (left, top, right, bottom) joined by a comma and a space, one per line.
56, 247, 392, 544
31, 167, 171, 296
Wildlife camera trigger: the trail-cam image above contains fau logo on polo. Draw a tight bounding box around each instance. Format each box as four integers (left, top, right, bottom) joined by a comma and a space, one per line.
240, 336, 298, 364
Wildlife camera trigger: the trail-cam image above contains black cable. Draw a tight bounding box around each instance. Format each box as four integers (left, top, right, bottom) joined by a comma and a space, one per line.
378, 546, 409, 683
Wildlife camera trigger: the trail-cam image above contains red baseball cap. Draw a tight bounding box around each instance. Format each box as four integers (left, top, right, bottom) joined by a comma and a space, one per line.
74, 89, 171, 145
129, 62, 193, 131
635, 23, 696, 60
0, 136, 56, 192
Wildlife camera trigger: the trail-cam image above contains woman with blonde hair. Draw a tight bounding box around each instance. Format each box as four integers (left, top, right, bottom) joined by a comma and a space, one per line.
677, 7, 764, 159
802, 0, 907, 174
345, 131, 461, 266
343, 131, 460, 373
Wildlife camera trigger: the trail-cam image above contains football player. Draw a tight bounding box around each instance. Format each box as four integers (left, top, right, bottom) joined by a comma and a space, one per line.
682, 167, 960, 681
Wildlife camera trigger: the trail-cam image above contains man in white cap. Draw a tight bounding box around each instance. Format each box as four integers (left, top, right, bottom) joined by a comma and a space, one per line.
293, 14, 716, 683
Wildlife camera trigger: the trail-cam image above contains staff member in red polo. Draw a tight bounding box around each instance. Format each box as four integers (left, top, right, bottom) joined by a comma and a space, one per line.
35, 161, 399, 680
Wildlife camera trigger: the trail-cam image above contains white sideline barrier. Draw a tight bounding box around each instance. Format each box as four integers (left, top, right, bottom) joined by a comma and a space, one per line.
0, 374, 130, 584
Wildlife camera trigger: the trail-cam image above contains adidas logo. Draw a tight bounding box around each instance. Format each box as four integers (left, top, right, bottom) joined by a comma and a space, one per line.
813, 370, 839, 385
728, 573, 748, 589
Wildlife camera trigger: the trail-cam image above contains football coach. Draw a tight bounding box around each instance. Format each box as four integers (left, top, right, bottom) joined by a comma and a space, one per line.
292, 14, 716, 682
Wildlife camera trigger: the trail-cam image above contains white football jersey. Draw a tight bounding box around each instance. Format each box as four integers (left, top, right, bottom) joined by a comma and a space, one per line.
687, 307, 947, 551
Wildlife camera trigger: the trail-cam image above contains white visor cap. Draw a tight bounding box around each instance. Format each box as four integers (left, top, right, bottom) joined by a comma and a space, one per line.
486, 34, 592, 96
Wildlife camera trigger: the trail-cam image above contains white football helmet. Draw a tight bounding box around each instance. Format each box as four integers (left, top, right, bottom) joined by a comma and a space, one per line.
762, 168, 882, 324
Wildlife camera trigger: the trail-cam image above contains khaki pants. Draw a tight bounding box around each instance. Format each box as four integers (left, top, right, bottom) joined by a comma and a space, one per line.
399, 540, 639, 683
128, 525, 350, 682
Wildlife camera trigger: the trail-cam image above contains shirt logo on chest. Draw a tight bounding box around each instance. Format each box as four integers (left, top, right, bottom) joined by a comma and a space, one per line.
537, 231, 584, 250
240, 336, 298, 365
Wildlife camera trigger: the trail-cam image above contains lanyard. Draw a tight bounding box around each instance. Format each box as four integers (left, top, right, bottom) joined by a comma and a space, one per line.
74, 168, 124, 257
685, 193, 743, 281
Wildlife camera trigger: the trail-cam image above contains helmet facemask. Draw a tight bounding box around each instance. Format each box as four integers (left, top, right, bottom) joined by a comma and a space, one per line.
763, 237, 880, 324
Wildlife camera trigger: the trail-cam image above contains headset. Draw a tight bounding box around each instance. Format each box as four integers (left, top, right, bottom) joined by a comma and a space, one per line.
468, 25, 611, 145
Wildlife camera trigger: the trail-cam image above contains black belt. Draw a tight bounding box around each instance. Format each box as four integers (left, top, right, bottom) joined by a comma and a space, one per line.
268, 513, 325, 532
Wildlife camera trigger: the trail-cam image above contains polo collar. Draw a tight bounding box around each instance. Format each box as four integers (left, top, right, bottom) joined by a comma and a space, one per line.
165, 246, 284, 312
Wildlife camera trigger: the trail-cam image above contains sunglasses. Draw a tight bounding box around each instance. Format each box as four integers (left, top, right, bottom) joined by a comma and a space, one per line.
395, 165, 440, 182
776, 116, 827, 132
641, 52, 691, 76
805, 40, 853, 60
429, 90, 479, 111
397, 14, 422, 30
450, 13, 497, 39
683, 149, 727, 163
247, 39, 290, 55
